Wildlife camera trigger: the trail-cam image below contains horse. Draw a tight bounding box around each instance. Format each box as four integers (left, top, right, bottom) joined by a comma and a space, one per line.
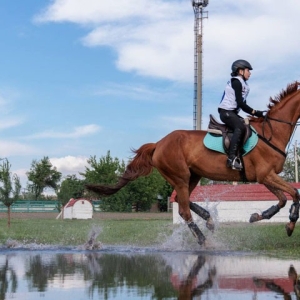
86, 81, 300, 246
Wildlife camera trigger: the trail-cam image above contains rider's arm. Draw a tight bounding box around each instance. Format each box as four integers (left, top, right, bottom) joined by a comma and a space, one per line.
231, 78, 255, 115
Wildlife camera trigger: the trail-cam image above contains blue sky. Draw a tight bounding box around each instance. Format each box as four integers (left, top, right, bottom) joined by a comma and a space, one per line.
1, 0, 300, 189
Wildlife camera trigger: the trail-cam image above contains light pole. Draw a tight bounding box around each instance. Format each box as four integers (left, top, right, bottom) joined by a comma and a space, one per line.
192, 0, 208, 130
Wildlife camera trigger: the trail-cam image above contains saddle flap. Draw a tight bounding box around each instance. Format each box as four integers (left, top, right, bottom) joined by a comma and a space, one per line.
207, 114, 253, 154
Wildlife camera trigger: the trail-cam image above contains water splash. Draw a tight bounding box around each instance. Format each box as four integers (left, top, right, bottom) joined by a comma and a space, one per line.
78, 226, 102, 250
5, 239, 21, 248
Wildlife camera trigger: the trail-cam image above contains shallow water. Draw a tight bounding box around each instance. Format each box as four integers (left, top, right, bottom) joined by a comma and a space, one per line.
0, 246, 299, 300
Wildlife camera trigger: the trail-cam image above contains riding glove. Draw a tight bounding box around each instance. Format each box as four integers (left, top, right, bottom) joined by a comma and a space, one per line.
254, 110, 264, 118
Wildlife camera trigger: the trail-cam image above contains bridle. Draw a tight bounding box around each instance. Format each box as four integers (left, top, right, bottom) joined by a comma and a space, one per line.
256, 113, 300, 158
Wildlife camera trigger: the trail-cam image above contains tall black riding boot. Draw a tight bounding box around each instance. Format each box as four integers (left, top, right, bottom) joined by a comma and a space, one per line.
227, 128, 243, 170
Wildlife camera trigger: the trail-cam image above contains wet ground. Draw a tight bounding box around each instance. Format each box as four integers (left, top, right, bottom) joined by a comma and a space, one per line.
0, 213, 299, 299
0, 247, 299, 300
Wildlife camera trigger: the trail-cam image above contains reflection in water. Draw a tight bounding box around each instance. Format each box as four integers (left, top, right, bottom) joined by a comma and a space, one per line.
0, 249, 299, 299
171, 255, 216, 300
253, 264, 300, 300
0, 256, 17, 300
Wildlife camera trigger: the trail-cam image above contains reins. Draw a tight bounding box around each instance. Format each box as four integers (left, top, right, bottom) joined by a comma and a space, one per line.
257, 114, 297, 158
261, 115, 295, 142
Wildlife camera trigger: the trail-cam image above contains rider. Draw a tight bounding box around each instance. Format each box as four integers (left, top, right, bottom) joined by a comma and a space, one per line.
218, 59, 264, 170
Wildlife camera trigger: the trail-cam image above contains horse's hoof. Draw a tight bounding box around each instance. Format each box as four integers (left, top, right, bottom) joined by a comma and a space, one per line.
286, 223, 294, 237
206, 218, 215, 232
249, 213, 260, 223
198, 236, 206, 246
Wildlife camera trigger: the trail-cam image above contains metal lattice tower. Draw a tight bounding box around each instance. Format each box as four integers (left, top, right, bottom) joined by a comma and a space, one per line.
192, 0, 208, 130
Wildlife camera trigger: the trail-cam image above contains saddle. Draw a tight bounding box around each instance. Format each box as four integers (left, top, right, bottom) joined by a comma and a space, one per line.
207, 114, 252, 155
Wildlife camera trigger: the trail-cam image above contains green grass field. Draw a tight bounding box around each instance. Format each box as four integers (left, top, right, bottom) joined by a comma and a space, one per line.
0, 214, 300, 256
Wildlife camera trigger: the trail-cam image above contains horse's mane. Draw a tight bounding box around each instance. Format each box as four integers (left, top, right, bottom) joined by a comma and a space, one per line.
268, 81, 300, 110
250, 81, 300, 122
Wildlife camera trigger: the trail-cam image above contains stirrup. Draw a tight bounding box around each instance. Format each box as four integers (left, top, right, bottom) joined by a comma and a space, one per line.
227, 157, 243, 170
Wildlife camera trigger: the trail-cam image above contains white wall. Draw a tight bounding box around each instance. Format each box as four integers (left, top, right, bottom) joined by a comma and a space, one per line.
172, 201, 292, 224
72, 200, 93, 219
63, 207, 73, 219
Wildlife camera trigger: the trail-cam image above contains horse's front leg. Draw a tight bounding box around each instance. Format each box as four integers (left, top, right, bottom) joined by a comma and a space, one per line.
249, 184, 287, 223
286, 189, 300, 236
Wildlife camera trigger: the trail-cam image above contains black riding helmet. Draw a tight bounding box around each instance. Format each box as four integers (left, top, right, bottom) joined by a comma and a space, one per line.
231, 59, 253, 76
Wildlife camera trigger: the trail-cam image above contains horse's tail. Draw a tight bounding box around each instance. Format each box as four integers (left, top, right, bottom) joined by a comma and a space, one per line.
85, 143, 156, 196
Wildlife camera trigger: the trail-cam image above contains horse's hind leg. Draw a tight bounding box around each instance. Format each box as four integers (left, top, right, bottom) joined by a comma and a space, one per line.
251, 175, 300, 236
174, 185, 206, 245
188, 173, 214, 231
249, 184, 287, 223
190, 202, 214, 231
156, 163, 206, 245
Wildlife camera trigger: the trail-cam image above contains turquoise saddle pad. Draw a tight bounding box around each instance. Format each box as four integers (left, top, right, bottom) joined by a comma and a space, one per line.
203, 127, 258, 156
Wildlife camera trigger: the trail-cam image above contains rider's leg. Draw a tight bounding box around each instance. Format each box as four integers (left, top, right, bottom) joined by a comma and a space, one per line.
227, 127, 243, 169
219, 110, 245, 170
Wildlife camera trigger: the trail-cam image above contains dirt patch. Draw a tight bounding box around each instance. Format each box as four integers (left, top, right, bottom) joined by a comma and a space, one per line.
0, 212, 173, 220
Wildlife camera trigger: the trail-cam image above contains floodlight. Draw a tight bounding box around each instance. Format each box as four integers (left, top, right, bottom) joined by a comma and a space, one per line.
191, 0, 209, 8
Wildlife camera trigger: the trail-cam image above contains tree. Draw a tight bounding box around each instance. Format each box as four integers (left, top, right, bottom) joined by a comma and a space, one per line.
0, 159, 21, 227
157, 179, 173, 212
57, 175, 85, 208
280, 147, 300, 182
82, 152, 174, 212
127, 169, 170, 212
82, 152, 124, 186
26, 156, 62, 200
81, 152, 129, 211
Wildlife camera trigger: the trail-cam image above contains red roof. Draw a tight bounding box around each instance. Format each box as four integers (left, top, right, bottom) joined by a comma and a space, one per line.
65, 198, 92, 208
170, 183, 300, 202
218, 276, 293, 293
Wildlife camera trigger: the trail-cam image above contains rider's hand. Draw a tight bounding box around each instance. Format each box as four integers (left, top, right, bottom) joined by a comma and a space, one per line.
254, 110, 264, 118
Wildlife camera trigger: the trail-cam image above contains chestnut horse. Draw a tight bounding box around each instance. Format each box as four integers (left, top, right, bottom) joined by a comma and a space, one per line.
86, 81, 300, 246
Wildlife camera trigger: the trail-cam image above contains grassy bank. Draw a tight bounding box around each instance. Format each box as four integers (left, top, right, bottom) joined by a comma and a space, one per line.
0, 214, 299, 256
0, 216, 173, 247
216, 222, 300, 256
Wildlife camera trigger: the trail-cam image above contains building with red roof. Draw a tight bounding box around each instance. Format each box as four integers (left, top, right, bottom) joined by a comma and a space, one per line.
170, 183, 300, 223
63, 198, 93, 219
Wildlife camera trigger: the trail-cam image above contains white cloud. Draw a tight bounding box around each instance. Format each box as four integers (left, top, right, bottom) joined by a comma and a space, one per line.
0, 92, 25, 129
24, 124, 101, 139
33, 0, 300, 85
11, 157, 89, 191
33, 0, 187, 24
50, 155, 88, 176
32, 0, 300, 123
0, 141, 37, 157
0, 118, 24, 130
34, 0, 193, 82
